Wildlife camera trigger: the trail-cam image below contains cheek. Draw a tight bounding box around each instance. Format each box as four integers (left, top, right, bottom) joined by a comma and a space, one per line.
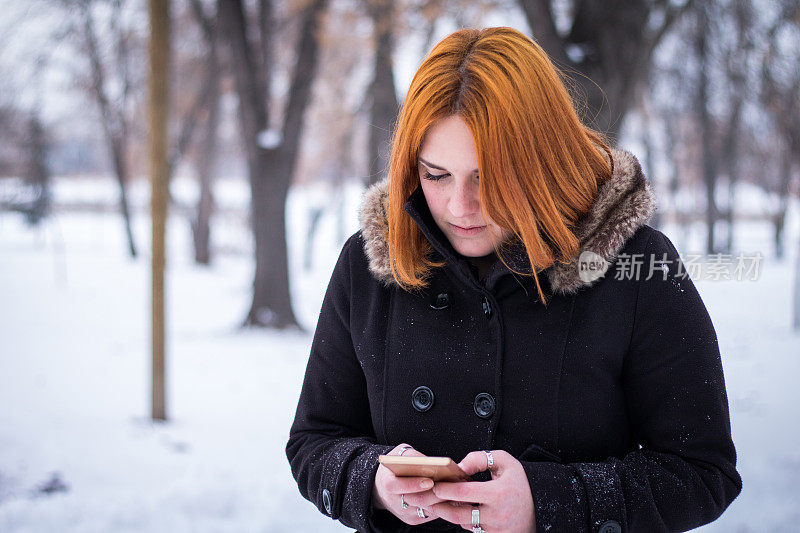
421, 186, 448, 220
431, 197, 449, 221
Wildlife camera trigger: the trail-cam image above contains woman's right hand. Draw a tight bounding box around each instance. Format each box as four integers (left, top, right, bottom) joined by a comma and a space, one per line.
372, 443, 452, 525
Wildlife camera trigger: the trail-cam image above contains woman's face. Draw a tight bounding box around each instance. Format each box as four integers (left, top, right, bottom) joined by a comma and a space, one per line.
417, 114, 512, 257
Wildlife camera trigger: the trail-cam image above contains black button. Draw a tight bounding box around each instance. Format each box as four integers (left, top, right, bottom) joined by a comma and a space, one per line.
430, 293, 450, 310
598, 520, 621, 533
412, 386, 434, 412
322, 488, 332, 514
473, 392, 495, 418
482, 297, 492, 318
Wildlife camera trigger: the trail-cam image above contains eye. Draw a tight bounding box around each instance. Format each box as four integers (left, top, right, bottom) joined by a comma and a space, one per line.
423, 171, 448, 181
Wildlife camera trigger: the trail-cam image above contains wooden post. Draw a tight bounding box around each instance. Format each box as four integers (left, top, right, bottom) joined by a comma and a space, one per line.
149, 0, 169, 421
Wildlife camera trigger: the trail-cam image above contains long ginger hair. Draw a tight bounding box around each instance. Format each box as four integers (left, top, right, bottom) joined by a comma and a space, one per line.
386, 27, 613, 305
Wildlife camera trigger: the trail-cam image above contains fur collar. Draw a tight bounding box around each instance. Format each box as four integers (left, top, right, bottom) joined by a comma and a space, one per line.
357, 146, 657, 295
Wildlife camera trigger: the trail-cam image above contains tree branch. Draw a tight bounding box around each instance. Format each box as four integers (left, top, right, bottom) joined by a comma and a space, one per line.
258, 0, 273, 106
644, 0, 696, 64
79, 1, 117, 143
280, 0, 327, 161
518, 0, 570, 68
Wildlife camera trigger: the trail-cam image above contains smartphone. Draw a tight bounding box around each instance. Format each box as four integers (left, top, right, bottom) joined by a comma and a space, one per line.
378, 455, 472, 482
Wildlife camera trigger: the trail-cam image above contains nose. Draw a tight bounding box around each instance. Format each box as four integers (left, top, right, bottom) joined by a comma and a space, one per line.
448, 178, 480, 220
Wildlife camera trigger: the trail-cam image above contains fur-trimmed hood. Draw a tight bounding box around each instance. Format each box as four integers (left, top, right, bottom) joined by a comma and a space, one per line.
357, 146, 658, 295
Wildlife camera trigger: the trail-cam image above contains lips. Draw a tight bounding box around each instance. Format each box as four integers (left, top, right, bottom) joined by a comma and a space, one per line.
449, 223, 487, 236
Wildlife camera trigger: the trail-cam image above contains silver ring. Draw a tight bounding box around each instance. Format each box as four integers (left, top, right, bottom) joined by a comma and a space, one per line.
472, 505, 480, 526
472, 527, 484, 533
401, 493, 408, 509
483, 450, 493, 469
399, 446, 413, 456
417, 506, 428, 518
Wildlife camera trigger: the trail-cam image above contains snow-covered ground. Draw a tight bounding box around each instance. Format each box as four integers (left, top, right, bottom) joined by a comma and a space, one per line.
1, 177, 799, 532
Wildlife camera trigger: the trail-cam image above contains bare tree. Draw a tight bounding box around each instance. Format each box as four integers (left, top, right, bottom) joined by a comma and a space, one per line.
72, 0, 144, 258
0, 12, 53, 222
518, 0, 695, 139
760, 0, 800, 260
218, 0, 328, 329
0, 103, 52, 223
362, 0, 505, 185
754, 0, 800, 329
646, 0, 768, 256
0, 104, 25, 177
692, 3, 723, 254
173, 0, 223, 265
365, 0, 399, 185
716, 0, 756, 253
24, 112, 51, 225
45, 0, 220, 264
636, 88, 660, 229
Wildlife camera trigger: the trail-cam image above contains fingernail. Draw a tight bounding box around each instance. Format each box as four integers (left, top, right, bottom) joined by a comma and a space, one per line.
421, 479, 433, 489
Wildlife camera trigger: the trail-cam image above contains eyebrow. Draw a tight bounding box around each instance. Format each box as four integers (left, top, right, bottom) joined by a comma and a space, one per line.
418, 157, 479, 174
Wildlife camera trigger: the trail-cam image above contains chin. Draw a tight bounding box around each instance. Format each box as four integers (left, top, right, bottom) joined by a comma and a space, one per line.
452, 240, 495, 258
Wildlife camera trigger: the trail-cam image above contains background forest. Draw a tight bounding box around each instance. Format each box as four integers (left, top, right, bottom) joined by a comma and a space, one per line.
1, 0, 798, 530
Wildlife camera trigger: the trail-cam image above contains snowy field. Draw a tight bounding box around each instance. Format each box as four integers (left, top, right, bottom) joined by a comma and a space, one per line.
1, 176, 799, 532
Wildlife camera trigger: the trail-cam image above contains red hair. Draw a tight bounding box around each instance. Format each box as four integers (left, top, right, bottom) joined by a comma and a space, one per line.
387, 27, 613, 304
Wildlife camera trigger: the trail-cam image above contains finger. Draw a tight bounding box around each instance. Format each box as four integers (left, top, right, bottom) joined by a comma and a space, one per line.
402, 450, 427, 458
384, 475, 435, 495
428, 501, 484, 527
391, 443, 426, 457
402, 488, 449, 508
406, 505, 438, 525
432, 480, 494, 504
457, 450, 492, 476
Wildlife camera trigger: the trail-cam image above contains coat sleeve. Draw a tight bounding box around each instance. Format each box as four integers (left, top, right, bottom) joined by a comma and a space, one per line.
285, 233, 397, 531
520, 228, 742, 533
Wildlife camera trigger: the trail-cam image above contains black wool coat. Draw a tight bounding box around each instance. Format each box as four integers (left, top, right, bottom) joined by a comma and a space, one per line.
286, 147, 742, 532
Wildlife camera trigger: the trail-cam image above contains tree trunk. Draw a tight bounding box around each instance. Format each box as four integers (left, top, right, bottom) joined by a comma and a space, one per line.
189, 0, 221, 266
722, 0, 752, 254
793, 210, 800, 330
774, 149, 792, 259
220, 0, 327, 329
111, 135, 138, 258
304, 206, 324, 271
367, 0, 399, 185
640, 96, 660, 229
247, 152, 296, 327
695, 6, 719, 255
722, 95, 743, 254
25, 114, 50, 226
192, 72, 218, 265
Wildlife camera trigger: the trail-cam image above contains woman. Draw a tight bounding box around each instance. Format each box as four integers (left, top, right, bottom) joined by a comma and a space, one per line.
286, 27, 741, 533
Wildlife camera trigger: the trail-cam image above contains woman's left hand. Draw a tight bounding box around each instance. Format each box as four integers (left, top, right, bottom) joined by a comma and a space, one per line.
429, 450, 536, 533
